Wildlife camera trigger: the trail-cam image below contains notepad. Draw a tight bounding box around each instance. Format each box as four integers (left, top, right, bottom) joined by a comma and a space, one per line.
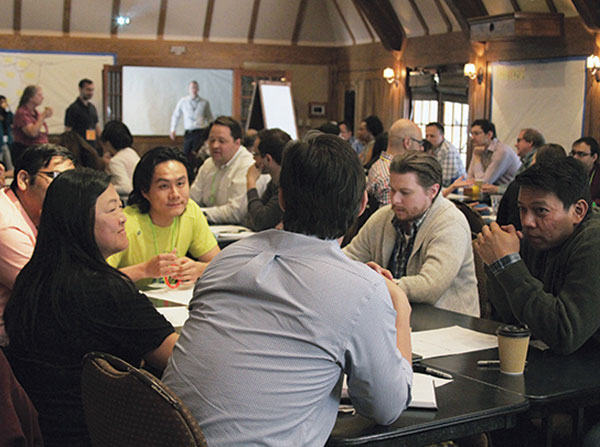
412, 325, 498, 359
156, 306, 189, 328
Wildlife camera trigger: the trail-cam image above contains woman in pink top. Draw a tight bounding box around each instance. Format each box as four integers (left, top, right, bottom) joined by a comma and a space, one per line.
12, 85, 53, 161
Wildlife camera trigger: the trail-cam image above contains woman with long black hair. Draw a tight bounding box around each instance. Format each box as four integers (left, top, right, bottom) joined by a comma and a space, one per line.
4, 168, 177, 447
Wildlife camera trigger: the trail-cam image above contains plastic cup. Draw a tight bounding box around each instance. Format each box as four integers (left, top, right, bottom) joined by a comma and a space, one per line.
496, 324, 531, 375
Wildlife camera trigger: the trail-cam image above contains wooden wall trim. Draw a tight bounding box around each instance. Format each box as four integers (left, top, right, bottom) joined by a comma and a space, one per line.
157, 0, 168, 39
62, 0, 72, 34
247, 0, 261, 43
0, 35, 336, 68
203, 0, 215, 40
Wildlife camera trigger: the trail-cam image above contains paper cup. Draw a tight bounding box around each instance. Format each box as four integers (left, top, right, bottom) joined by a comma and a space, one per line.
496, 324, 531, 375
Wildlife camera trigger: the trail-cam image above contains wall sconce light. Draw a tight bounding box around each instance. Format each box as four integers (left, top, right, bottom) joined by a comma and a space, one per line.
383, 67, 400, 87
464, 63, 483, 85
587, 54, 600, 82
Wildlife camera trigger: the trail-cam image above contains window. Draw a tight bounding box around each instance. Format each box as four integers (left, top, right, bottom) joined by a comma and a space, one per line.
411, 99, 470, 168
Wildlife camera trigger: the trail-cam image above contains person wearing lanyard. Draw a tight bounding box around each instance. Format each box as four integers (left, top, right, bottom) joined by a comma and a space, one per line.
570, 137, 600, 207
107, 146, 220, 289
189, 116, 266, 224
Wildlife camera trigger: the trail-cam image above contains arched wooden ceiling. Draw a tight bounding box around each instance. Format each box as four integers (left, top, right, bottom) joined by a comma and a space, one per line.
1, 0, 591, 47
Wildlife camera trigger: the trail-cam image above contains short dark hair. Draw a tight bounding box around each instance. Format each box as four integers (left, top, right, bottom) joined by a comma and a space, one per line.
364, 115, 384, 137
101, 120, 134, 151
390, 152, 443, 197
516, 157, 591, 211
573, 136, 599, 158
535, 144, 567, 164
128, 147, 191, 214
279, 134, 365, 239
11, 144, 75, 193
521, 128, 545, 148
257, 128, 291, 165
426, 122, 444, 134
338, 121, 352, 132
471, 119, 496, 138
318, 122, 340, 135
78, 78, 93, 88
209, 116, 242, 141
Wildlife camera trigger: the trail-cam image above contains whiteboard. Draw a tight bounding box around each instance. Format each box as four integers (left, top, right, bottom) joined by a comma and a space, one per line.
490, 58, 586, 151
259, 82, 298, 140
0, 50, 115, 133
122, 66, 233, 135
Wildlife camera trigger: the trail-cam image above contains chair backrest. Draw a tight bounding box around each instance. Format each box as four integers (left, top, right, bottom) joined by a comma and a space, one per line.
81, 352, 207, 447
450, 199, 485, 236
471, 240, 490, 319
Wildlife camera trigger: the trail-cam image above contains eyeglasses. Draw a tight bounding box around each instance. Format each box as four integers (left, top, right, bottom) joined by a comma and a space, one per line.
37, 171, 62, 180
410, 137, 424, 146
470, 130, 484, 136
570, 150, 592, 157
251, 151, 263, 157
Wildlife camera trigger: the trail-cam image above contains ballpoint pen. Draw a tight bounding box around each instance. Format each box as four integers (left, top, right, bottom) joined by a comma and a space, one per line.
413, 364, 453, 380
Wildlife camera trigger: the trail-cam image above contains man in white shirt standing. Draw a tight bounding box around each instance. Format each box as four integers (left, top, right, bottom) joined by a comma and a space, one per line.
190, 116, 266, 224
169, 81, 213, 156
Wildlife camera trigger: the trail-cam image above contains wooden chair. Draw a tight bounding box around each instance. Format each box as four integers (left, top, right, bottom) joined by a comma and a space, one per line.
81, 352, 207, 447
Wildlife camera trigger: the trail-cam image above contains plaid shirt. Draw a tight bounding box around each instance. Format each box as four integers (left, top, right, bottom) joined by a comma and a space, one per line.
432, 140, 466, 187
367, 152, 393, 205
387, 210, 429, 280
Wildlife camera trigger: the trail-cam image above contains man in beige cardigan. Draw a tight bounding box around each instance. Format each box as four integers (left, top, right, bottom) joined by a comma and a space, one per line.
344, 152, 479, 317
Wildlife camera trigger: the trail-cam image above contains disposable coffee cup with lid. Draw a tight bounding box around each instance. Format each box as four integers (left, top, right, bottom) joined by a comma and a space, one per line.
496, 324, 531, 375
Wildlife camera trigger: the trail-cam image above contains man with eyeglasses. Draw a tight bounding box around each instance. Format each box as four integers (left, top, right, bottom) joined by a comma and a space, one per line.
0, 144, 74, 345
467, 119, 521, 186
367, 119, 423, 206
571, 137, 600, 206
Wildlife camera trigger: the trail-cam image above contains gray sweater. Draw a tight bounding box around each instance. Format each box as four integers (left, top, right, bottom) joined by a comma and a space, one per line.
344, 194, 480, 317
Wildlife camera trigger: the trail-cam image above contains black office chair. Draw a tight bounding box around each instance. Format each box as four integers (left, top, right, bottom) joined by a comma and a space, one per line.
341, 192, 380, 247
81, 352, 207, 447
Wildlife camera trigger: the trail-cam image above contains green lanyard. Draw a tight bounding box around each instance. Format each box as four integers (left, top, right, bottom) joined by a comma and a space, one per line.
149, 214, 180, 256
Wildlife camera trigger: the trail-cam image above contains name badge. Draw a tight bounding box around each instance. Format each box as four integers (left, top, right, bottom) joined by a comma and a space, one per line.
86, 129, 96, 141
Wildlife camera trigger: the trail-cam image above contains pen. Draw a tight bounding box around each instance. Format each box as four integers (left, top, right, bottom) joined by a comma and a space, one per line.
413, 364, 453, 380
477, 360, 528, 367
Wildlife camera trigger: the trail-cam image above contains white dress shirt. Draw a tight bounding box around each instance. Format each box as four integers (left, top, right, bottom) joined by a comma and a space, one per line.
170, 95, 213, 132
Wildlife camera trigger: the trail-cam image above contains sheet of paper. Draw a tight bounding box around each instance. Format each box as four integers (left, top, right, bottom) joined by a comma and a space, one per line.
144, 286, 194, 306
412, 325, 498, 359
156, 306, 189, 328
210, 225, 254, 241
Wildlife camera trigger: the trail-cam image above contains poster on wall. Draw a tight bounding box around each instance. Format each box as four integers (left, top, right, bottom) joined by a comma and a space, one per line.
122, 66, 233, 135
491, 58, 586, 151
0, 50, 115, 133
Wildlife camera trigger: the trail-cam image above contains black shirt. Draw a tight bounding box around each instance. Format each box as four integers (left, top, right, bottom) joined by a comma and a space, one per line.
4, 274, 174, 447
64, 98, 98, 141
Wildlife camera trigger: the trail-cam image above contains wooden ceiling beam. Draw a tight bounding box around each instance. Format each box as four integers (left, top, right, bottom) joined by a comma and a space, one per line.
408, 0, 429, 35
332, 0, 356, 45
110, 0, 120, 36
157, 0, 168, 39
247, 0, 261, 43
433, 0, 453, 33
352, 0, 405, 51
353, 2, 375, 41
291, 0, 308, 45
62, 0, 71, 34
203, 0, 215, 40
13, 0, 22, 34
545, 0, 557, 14
509, 0, 521, 12
443, 0, 488, 31
571, 0, 600, 30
